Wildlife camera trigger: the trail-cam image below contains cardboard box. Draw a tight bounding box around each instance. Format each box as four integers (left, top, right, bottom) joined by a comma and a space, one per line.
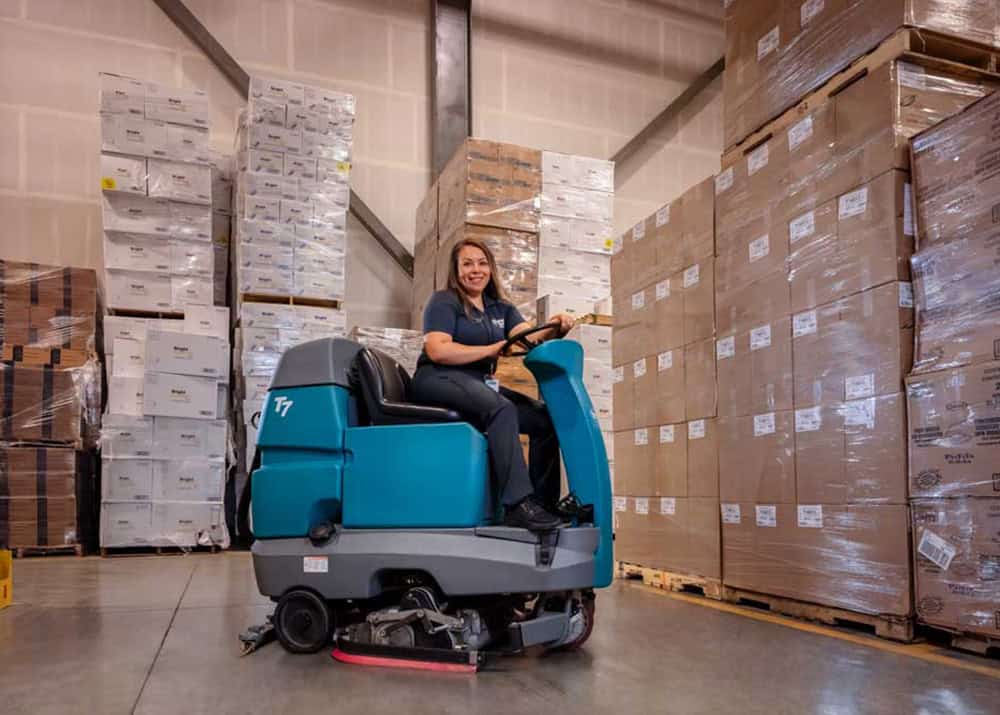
142, 372, 226, 420
0, 364, 81, 443
0, 496, 77, 548
632, 356, 657, 428
101, 415, 154, 457
912, 498, 1000, 638
613, 496, 721, 578
655, 423, 687, 496
101, 457, 154, 501
716, 269, 791, 337
683, 259, 715, 345
100, 501, 154, 547
612, 365, 632, 431
614, 428, 655, 496
653, 273, 685, 352
145, 330, 228, 380
152, 459, 224, 502
716, 316, 794, 418
0, 447, 76, 498
686, 418, 718, 498
684, 339, 717, 420
906, 362, 1000, 497
719, 411, 795, 503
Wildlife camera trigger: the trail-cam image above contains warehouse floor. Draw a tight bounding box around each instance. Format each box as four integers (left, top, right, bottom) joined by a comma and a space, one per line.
2, 554, 998, 714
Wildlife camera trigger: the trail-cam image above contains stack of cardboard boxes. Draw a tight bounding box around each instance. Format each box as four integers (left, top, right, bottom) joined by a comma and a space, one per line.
906, 91, 1000, 642
611, 178, 721, 581
0, 261, 101, 551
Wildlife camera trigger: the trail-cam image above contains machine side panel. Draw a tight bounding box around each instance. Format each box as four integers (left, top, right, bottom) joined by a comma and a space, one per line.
342, 423, 491, 529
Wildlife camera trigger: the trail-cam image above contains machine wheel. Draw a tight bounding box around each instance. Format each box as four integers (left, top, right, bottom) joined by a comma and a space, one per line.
554, 595, 596, 652
274, 589, 332, 654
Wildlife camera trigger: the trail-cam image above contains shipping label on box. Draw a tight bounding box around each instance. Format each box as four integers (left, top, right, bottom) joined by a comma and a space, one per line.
143, 372, 226, 420
153, 459, 224, 502
101, 502, 154, 547
145, 330, 228, 380
101, 458, 154, 501
101, 153, 147, 195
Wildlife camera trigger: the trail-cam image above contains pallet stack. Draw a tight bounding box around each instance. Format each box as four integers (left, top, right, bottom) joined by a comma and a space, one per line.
0, 261, 101, 555
906, 91, 1000, 652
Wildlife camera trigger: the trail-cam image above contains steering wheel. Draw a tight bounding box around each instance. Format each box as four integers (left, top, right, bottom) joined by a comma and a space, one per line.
500, 321, 563, 357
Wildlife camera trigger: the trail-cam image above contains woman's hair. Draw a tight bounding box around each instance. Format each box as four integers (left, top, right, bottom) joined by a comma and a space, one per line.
447, 237, 508, 316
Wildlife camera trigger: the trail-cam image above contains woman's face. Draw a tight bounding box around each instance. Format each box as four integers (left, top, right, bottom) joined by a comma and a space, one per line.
457, 244, 491, 297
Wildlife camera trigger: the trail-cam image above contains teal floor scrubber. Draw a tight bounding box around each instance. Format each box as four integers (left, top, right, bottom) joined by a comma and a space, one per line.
244, 325, 613, 671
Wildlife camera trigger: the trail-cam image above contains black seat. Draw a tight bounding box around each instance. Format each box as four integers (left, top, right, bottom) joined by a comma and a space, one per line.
351, 347, 462, 426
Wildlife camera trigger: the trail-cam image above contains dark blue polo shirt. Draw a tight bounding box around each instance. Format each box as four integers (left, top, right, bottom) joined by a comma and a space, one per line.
417, 289, 525, 374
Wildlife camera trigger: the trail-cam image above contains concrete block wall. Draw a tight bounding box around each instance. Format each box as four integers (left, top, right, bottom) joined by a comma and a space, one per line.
0, 0, 723, 327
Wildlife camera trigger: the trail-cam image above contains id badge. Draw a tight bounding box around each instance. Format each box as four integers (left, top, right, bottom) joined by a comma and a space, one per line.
484, 375, 500, 392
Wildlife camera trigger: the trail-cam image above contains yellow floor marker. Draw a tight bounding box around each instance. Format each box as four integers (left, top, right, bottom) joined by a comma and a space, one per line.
0, 549, 11, 609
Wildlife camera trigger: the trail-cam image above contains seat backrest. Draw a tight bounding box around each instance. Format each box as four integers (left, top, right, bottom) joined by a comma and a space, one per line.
352, 348, 406, 422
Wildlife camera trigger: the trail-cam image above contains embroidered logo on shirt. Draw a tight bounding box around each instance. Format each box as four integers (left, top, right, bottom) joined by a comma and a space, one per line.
492, 318, 504, 329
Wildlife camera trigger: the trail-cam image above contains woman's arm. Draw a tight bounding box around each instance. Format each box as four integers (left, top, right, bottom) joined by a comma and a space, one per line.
424, 331, 506, 366
509, 312, 575, 343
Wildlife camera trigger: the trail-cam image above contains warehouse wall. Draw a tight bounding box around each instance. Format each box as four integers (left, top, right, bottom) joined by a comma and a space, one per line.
0, 0, 722, 327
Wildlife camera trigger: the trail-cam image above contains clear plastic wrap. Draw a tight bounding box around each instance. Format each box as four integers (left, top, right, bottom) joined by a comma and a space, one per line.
0, 446, 78, 549
912, 498, 1000, 638
612, 496, 721, 579
0, 361, 101, 447
348, 326, 424, 377
906, 361, 1000, 497
720, 502, 912, 616
722, 0, 1000, 147
613, 418, 717, 499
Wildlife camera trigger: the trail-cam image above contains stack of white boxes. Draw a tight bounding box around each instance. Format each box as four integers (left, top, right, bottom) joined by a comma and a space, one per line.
100, 305, 230, 548
210, 151, 234, 306
566, 323, 615, 483
236, 303, 347, 470
232, 76, 354, 303
537, 152, 615, 318
99, 73, 225, 313
348, 327, 425, 377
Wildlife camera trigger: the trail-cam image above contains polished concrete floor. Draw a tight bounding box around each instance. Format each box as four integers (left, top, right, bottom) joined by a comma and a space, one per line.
1, 553, 998, 714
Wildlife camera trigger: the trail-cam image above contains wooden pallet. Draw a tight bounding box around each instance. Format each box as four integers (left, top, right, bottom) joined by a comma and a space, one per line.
921, 624, 1000, 657
11, 544, 84, 558
99, 544, 222, 558
722, 26, 1000, 165
723, 586, 916, 643
575, 313, 612, 328
240, 293, 341, 310
616, 561, 723, 600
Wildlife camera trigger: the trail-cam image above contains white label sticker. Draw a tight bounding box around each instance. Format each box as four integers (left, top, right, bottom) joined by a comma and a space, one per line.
715, 167, 734, 195
747, 144, 769, 176
612, 366, 625, 384
660, 497, 676, 515
721, 503, 742, 524
634, 428, 648, 446
657, 351, 674, 371
659, 425, 675, 444
797, 504, 823, 528
614, 496, 628, 513
635, 497, 649, 515
918, 529, 957, 571
800, 0, 824, 26
750, 324, 772, 351
688, 419, 706, 440
756, 505, 777, 528
655, 279, 670, 301
844, 397, 876, 428
632, 291, 646, 310
749, 234, 770, 263
795, 406, 822, 433
839, 187, 869, 219
683, 264, 700, 288
845, 373, 875, 400
789, 210, 816, 243
757, 26, 780, 61
633, 358, 647, 378
788, 114, 814, 152
903, 182, 914, 236
793, 310, 818, 338
898, 61, 927, 90
303, 556, 329, 573
899, 281, 914, 308
632, 221, 646, 241
716, 336, 736, 360
656, 205, 670, 227
754, 412, 776, 437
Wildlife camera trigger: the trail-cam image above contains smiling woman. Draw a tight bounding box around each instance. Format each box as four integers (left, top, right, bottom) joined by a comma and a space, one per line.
409, 238, 575, 532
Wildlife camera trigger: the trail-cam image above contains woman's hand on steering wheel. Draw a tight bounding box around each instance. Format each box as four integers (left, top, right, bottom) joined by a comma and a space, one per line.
500, 321, 562, 357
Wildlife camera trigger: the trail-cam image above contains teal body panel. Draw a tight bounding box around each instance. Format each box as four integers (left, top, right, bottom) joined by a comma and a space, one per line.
342, 423, 490, 528
526, 340, 614, 588
251, 385, 349, 538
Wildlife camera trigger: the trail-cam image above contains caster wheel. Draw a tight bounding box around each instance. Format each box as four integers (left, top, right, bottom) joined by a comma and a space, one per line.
274, 589, 332, 654
562, 596, 596, 651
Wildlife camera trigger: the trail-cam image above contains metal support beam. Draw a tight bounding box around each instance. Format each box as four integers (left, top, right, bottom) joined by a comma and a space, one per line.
432, 0, 472, 177
152, 0, 413, 277
610, 56, 725, 168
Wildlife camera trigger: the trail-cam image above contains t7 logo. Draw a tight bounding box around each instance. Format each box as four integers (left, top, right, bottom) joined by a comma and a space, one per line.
274, 396, 294, 417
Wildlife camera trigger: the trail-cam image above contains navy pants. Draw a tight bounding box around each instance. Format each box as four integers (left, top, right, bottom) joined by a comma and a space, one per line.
410, 364, 560, 509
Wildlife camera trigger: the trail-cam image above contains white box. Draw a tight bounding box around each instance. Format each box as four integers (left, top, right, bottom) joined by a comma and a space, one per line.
538, 247, 610, 286
238, 219, 295, 247
574, 220, 614, 254
592, 394, 613, 431
294, 246, 344, 274
170, 239, 214, 275
144, 83, 209, 128
105, 269, 173, 312
148, 160, 212, 205
240, 242, 294, 270
241, 350, 280, 377
152, 417, 227, 461
542, 151, 574, 187
582, 357, 614, 396
573, 156, 614, 193
143, 372, 226, 420
284, 155, 317, 180
102, 193, 171, 236
594, 296, 613, 315
244, 172, 296, 199
100, 73, 145, 117
112, 337, 145, 377
101, 154, 147, 195
536, 293, 594, 321
241, 195, 280, 223
101, 415, 154, 458
280, 199, 312, 226
101, 501, 155, 547
145, 329, 228, 380
165, 123, 211, 165
171, 275, 214, 309
242, 376, 272, 403
304, 86, 355, 115
170, 202, 213, 242
104, 317, 147, 354
102, 458, 154, 501
294, 305, 347, 331
153, 502, 225, 547
242, 149, 284, 175
107, 375, 145, 416
251, 97, 288, 126
242, 327, 281, 353
152, 460, 224, 502
295, 223, 346, 250
571, 327, 613, 366
183, 305, 229, 339
241, 303, 301, 329
301, 131, 349, 161
536, 276, 609, 307
294, 271, 343, 300
249, 123, 300, 153
103, 233, 170, 273
250, 76, 305, 106
577, 188, 614, 224
285, 106, 319, 132
100, 115, 168, 158
539, 215, 575, 250
238, 268, 294, 295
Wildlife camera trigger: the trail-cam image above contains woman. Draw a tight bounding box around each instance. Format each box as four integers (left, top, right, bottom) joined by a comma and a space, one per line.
410, 237, 576, 532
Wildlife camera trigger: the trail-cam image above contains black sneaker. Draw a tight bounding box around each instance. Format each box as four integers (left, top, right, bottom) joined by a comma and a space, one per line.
504, 496, 562, 532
